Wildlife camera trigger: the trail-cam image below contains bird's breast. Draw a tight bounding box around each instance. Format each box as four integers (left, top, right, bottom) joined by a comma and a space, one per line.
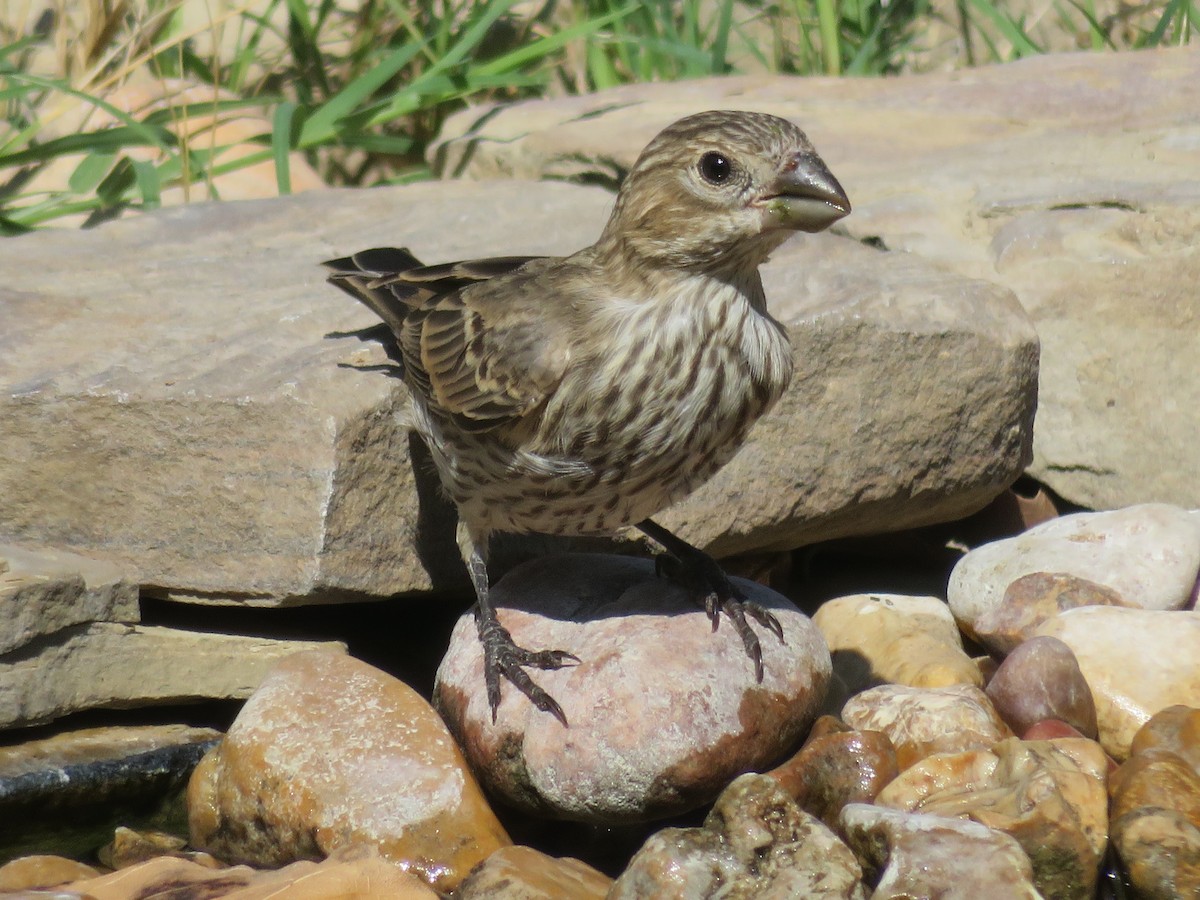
426, 279, 793, 537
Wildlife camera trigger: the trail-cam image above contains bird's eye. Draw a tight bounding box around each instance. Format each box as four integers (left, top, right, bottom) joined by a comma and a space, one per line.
698, 151, 732, 185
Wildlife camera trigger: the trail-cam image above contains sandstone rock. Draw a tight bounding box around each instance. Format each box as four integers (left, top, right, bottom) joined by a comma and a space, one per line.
431, 49, 1200, 511
1023, 720, 1095, 745
974, 572, 1134, 654
0, 181, 606, 606
1035, 607, 1200, 759
1110, 715, 1200, 900
948, 504, 1200, 649
457, 845, 612, 899
0, 855, 100, 892
876, 737, 1108, 900
839, 803, 1043, 899
1110, 749, 1200, 829
0, 542, 138, 654
97, 826, 221, 871
1110, 808, 1200, 900
44, 850, 439, 900
766, 718, 899, 829
435, 555, 830, 823
0, 177, 1035, 603
841, 684, 1011, 770
985, 636, 1098, 739
188, 650, 509, 893
0, 623, 343, 729
669, 234, 1034, 558
610, 773, 865, 899
813, 593, 981, 693
1129, 705, 1200, 773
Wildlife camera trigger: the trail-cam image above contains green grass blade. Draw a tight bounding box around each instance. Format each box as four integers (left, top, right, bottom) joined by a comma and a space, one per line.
1064, 0, 1118, 50
271, 100, 298, 194
0, 125, 175, 168
67, 153, 118, 194
586, 41, 623, 90
473, 5, 635, 76
709, 0, 735, 74
0, 35, 42, 63
297, 39, 424, 147
1143, 0, 1196, 46
419, 0, 519, 79
964, 0, 1045, 56
816, 0, 842, 74
132, 159, 162, 208
6, 72, 176, 153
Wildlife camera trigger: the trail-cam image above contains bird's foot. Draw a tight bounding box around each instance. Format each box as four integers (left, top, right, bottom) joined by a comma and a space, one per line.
475, 609, 579, 726
654, 549, 785, 682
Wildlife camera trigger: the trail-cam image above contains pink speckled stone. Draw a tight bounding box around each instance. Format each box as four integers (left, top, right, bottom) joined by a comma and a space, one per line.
434, 554, 831, 823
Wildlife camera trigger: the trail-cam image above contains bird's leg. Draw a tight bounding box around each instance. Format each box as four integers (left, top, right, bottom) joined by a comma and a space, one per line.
636, 519, 785, 682
459, 525, 579, 725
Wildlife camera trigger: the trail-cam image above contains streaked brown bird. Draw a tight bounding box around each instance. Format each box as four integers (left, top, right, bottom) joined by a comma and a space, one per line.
325, 110, 850, 724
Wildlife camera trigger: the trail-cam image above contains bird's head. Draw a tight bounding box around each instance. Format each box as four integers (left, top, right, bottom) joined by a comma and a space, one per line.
596, 110, 850, 275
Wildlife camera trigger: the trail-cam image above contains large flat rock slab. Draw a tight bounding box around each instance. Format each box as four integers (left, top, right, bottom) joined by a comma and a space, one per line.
0, 622, 345, 729
1, 543, 138, 655
1, 180, 1034, 603
432, 49, 1200, 511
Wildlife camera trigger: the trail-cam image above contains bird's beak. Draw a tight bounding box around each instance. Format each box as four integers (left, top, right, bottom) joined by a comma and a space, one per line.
759, 151, 851, 233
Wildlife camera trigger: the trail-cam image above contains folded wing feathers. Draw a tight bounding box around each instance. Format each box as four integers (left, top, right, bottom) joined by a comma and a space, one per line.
324, 247, 559, 434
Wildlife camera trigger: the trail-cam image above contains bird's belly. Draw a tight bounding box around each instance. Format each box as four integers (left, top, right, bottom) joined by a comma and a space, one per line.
445, 354, 784, 536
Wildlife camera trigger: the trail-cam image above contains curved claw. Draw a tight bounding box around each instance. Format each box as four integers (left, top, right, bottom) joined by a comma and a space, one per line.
491, 658, 570, 727
722, 598, 766, 682
744, 603, 786, 643
478, 618, 577, 726
638, 520, 786, 683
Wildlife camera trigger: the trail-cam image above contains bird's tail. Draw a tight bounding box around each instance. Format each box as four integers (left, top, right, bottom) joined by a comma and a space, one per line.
323, 247, 425, 336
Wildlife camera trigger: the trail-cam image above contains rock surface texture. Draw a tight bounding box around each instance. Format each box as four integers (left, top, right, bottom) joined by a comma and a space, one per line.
188, 651, 510, 892
435, 555, 831, 823
610, 773, 866, 899
0, 623, 345, 729
0, 543, 138, 655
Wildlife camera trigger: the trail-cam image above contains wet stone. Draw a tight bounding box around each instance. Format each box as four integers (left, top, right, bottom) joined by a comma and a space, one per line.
766, 718, 899, 829
0, 724, 220, 862
876, 737, 1109, 900
986, 635, 1098, 739
1035, 606, 1200, 759
36, 849, 440, 899
1128, 704, 1200, 773
840, 803, 1042, 899
0, 855, 101, 892
949, 504, 1200, 651
840, 684, 1011, 770
1110, 713, 1200, 900
457, 845, 612, 899
187, 650, 510, 893
976, 571, 1132, 654
813, 593, 981, 693
609, 773, 865, 899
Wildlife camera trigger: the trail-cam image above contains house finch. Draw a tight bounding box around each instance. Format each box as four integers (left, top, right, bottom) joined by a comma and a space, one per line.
326, 110, 850, 725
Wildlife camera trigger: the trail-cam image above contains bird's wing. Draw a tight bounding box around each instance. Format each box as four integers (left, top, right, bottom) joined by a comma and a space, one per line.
325, 248, 571, 434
